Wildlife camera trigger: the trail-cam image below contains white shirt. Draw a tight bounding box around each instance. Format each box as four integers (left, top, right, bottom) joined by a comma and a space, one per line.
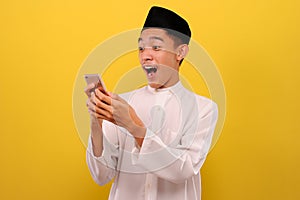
86, 81, 218, 200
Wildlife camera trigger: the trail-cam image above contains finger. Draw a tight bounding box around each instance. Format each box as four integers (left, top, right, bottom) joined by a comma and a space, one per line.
107, 91, 113, 97
94, 105, 113, 120
89, 96, 113, 120
84, 83, 95, 97
88, 108, 106, 119
87, 93, 112, 114
97, 99, 113, 114
111, 93, 126, 103
93, 94, 113, 114
87, 95, 100, 111
86, 99, 90, 107
90, 92, 97, 105
86, 99, 96, 112
97, 86, 109, 96
90, 93, 113, 117
87, 95, 114, 122
95, 88, 112, 105
88, 107, 114, 123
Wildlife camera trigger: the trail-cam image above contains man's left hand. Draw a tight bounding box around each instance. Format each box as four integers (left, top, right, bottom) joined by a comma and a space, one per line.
95, 89, 146, 141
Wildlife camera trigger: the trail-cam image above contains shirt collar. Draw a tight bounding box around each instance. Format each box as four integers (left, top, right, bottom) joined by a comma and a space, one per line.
146, 81, 184, 94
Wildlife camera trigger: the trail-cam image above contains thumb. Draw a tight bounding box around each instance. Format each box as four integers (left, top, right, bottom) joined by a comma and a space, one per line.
107, 91, 114, 97
111, 93, 126, 103
107, 91, 118, 99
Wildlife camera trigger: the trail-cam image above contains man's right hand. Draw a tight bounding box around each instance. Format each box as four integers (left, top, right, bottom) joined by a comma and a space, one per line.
84, 83, 105, 157
85, 83, 103, 126
85, 83, 113, 126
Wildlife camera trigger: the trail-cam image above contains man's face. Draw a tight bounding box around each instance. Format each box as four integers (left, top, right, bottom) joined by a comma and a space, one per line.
138, 28, 180, 89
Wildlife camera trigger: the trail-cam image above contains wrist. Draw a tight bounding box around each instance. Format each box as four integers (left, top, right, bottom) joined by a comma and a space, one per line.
129, 124, 146, 147
128, 123, 146, 139
90, 115, 102, 126
90, 116, 103, 134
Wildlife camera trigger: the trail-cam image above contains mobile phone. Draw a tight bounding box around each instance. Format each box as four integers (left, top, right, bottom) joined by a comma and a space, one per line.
84, 74, 107, 95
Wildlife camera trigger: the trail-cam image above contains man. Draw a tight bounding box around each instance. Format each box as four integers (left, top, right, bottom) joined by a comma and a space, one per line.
85, 6, 218, 200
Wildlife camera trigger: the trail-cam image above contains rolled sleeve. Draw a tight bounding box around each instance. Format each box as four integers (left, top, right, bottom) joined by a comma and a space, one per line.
131, 101, 218, 183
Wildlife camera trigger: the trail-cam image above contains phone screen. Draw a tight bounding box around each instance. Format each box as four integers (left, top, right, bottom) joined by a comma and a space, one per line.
84, 74, 107, 95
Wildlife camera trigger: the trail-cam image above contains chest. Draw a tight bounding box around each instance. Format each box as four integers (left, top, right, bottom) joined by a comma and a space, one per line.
130, 92, 183, 134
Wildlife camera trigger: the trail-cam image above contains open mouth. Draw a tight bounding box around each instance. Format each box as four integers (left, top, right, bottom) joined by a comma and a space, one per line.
143, 65, 158, 74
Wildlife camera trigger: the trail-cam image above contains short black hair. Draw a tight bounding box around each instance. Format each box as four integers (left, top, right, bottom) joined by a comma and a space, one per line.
164, 29, 189, 66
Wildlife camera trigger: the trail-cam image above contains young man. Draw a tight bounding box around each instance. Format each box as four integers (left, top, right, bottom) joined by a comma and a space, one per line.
85, 6, 218, 200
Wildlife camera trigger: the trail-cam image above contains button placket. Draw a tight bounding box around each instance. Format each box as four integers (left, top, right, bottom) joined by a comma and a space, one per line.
144, 173, 153, 200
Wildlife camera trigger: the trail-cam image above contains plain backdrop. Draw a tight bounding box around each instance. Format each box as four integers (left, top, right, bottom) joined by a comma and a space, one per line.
0, 0, 299, 199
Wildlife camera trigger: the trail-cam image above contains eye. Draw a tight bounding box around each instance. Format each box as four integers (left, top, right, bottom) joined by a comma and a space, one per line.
138, 46, 144, 52
152, 45, 161, 51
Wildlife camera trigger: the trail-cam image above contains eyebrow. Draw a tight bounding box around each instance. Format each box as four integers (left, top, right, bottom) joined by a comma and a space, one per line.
138, 36, 164, 43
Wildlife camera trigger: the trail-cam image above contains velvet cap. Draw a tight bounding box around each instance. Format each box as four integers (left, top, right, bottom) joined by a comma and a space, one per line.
142, 6, 191, 44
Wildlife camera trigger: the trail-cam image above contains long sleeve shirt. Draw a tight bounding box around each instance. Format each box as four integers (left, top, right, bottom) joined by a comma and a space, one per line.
86, 81, 218, 200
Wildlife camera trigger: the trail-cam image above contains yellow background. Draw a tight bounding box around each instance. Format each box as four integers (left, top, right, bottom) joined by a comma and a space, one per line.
0, 0, 299, 199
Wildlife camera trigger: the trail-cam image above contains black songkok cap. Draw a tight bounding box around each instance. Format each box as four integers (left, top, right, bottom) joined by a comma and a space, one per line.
143, 6, 191, 44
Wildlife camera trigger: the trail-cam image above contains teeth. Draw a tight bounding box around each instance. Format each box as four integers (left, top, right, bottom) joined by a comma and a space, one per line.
144, 65, 157, 73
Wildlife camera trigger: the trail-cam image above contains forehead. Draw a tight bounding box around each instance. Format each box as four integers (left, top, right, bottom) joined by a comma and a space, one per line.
139, 28, 172, 43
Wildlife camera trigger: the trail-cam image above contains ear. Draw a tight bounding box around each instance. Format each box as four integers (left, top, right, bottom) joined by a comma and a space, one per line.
176, 44, 189, 62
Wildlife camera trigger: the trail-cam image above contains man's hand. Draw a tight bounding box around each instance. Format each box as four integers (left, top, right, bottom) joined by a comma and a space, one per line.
84, 83, 105, 156
108, 92, 146, 139
89, 87, 146, 146
85, 83, 111, 126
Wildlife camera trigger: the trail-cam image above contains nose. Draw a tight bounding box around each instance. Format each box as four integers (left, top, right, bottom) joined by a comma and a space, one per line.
139, 47, 153, 63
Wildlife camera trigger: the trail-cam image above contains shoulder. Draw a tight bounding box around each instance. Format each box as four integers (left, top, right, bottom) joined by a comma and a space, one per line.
180, 86, 218, 117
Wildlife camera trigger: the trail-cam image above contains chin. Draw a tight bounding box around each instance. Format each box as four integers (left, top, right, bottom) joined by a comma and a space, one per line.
149, 82, 164, 89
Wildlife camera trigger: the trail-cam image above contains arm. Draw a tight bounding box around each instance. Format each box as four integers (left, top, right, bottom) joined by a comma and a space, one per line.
86, 120, 119, 186
85, 84, 119, 185
131, 101, 218, 184
94, 90, 146, 147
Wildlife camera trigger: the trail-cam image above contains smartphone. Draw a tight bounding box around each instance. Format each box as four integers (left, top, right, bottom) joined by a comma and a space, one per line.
84, 74, 107, 95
